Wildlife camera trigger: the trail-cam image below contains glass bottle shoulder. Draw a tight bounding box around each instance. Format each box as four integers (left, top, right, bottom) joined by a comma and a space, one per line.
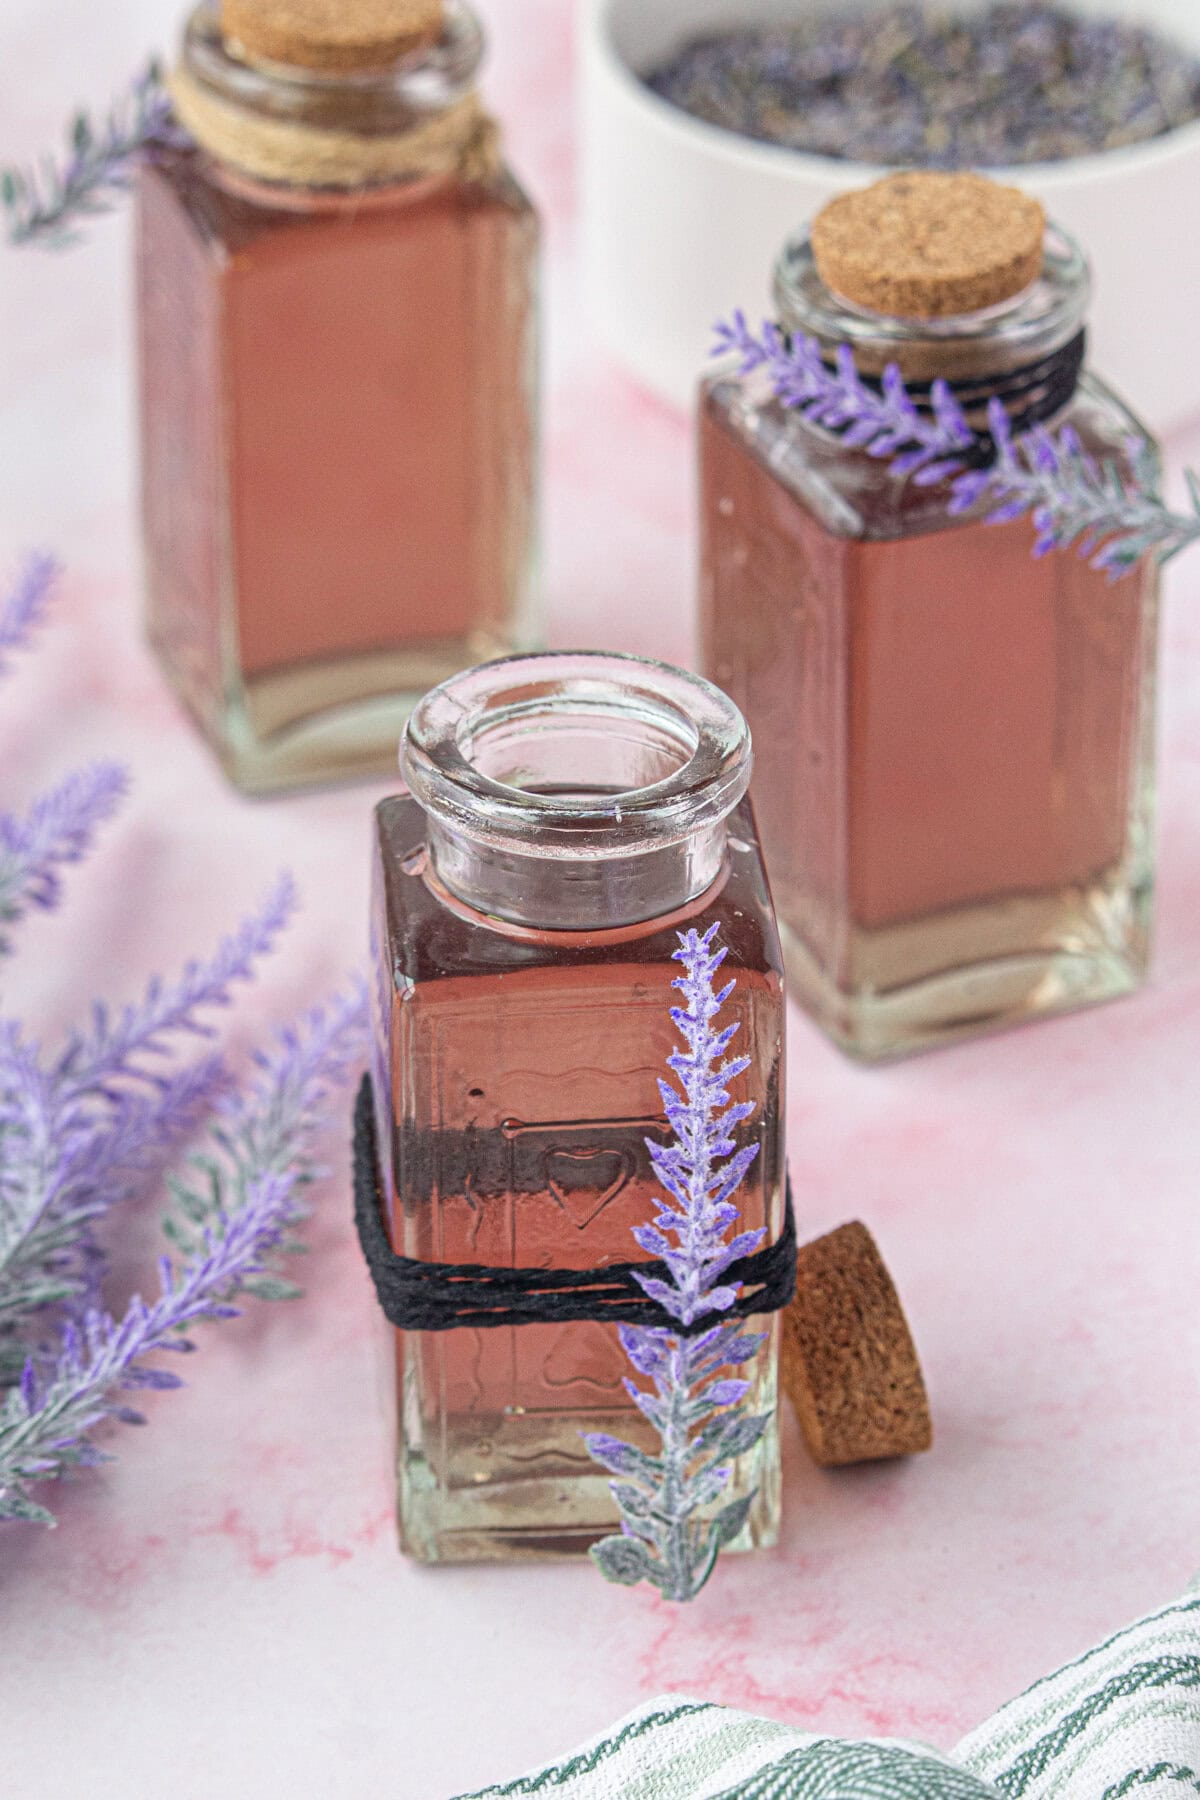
372, 793, 783, 995
138, 140, 535, 259
700, 361, 1160, 544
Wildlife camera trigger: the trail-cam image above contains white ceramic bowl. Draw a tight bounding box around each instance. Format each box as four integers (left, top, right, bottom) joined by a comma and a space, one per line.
581, 0, 1200, 432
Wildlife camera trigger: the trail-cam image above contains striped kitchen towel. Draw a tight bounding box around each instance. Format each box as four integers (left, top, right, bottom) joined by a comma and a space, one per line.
455, 1581, 1200, 1799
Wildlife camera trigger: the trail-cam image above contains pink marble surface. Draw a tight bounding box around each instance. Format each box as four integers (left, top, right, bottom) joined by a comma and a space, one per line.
2, 4, 1199, 1796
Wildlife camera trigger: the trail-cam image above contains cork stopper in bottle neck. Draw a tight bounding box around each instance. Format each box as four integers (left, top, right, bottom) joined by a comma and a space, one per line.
172, 0, 497, 193
221, 0, 445, 72
812, 172, 1047, 321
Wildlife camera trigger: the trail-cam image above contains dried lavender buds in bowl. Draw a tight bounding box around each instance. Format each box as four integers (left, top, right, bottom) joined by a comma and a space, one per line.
645, 2, 1200, 168
583, 0, 1200, 424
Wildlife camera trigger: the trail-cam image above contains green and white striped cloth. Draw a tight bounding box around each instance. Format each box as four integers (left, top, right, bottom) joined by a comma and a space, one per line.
456, 1580, 1200, 1799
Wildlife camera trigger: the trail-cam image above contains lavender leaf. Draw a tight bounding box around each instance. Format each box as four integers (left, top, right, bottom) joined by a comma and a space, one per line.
591, 1533, 656, 1588
711, 1492, 754, 1548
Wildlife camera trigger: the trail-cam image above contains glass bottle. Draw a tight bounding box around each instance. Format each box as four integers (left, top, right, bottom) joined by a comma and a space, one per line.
700, 200, 1159, 1060
136, 0, 538, 794
370, 652, 786, 1563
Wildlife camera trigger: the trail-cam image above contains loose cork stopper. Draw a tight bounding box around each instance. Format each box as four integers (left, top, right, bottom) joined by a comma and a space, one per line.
782, 1222, 932, 1468
222, 0, 444, 72
812, 171, 1046, 320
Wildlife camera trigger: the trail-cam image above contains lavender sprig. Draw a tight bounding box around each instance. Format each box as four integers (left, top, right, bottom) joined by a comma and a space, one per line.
716, 312, 1200, 574
713, 310, 974, 481
0, 574, 367, 1526
0, 554, 58, 675
0, 1045, 229, 1365
952, 404, 1200, 575
1, 63, 179, 248
0, 764, 128, 955
55, 872, 296, 1097
585, 924, 770, 1603
0, 881, 296, 1365
0, 982, 368, 1524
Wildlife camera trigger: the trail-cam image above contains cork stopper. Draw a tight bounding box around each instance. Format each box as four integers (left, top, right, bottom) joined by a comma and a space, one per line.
812, 172, 1046, 320
222, 0, 445, 72
782, 1222, 932, 1468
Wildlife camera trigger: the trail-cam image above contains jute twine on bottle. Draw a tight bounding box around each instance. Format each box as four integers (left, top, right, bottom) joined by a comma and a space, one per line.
167, 62, 501, 189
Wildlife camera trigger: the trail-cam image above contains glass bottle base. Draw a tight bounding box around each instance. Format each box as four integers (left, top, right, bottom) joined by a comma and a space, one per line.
783, 874, 1153, 1062
153, 635, 523, 795
396, 1408, 782, 1566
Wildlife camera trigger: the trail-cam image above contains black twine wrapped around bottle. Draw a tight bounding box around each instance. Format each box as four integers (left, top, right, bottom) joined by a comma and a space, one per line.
352, 1077, 797, 1336
874, 327, 1088, 469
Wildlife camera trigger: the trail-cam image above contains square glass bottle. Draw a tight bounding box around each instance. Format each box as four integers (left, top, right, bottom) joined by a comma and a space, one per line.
701, 180, 1159, 1060
370, 653, 786, 1563
137, 0, 538, 793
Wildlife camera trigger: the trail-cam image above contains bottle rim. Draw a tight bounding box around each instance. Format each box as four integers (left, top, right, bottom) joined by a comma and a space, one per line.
182, 0, 483, 128
401, 651, 753, 862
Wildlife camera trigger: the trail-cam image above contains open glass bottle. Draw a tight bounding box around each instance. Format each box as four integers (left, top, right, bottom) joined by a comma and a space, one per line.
370, 652, 786, 1563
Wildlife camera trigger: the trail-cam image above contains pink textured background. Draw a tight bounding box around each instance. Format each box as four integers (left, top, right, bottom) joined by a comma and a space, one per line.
2, 4, 1199, 1796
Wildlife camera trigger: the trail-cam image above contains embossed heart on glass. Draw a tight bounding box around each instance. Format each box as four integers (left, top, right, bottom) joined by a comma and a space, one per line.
544, 1145, 635, 1231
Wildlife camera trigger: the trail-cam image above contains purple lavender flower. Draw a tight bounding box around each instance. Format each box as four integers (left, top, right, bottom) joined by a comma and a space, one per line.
1, 64, 183, 248
585, 924, 771, 1602
713, 310, 974, 482
0, 982, 368, 1524
955, 400, 1200, 574
0, 879, 296, 1371
715, 313, 1200, 575
0, 559, 121, 951
0, 764, 128, 953
55, 871, 296, 1094
0, 578, 367, 1525
0, 554, 59, 673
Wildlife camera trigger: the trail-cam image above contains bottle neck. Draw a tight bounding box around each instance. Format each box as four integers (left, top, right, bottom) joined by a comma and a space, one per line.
425, 812, 731, 932
774, 222, 1091, 393
172, 0, 497, 191
401, 653, 753, 933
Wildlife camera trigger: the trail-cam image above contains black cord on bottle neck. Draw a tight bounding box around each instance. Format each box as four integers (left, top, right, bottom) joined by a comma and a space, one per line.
878, 328, 1088, 467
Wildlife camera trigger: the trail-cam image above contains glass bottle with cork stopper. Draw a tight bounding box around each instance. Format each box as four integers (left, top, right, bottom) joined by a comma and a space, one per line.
368, 651, 786, 1564
700, 172, 1160, 1060
137, 0, 539, 794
